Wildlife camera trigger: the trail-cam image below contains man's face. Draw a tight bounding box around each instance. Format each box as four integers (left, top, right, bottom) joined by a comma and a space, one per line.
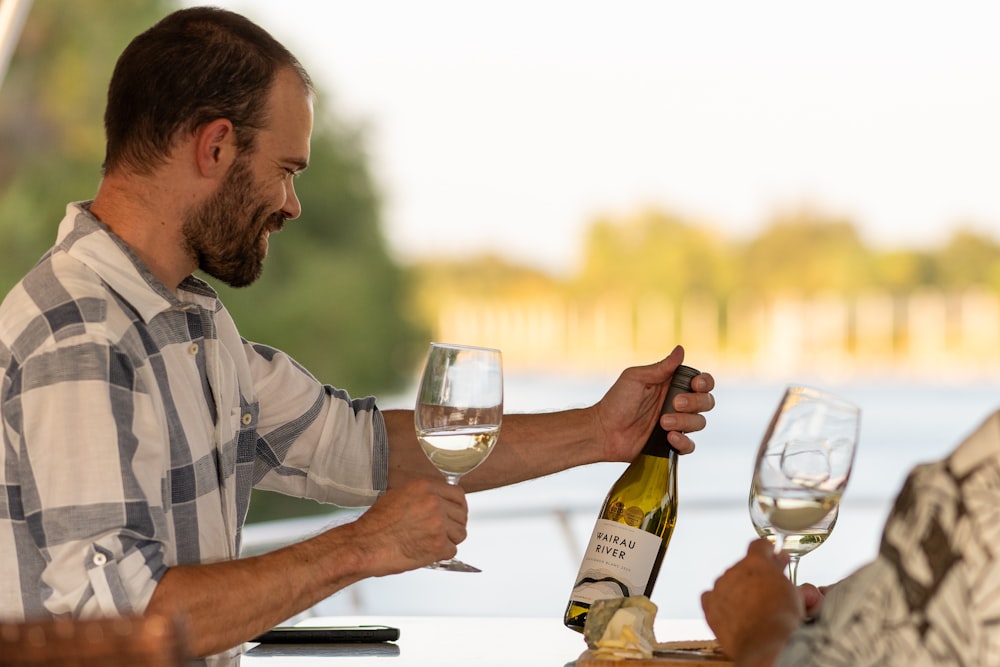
182, 152, 278, 287
182, 68, 313, 288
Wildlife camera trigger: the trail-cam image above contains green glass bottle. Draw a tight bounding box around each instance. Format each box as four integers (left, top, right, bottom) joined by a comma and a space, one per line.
563, 364, 699, 632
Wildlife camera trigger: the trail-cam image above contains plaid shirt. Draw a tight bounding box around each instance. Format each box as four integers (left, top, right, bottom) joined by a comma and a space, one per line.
0, 203, 388, 627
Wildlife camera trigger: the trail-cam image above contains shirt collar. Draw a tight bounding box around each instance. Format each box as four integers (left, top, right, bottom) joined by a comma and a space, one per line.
57, 201, 220, 322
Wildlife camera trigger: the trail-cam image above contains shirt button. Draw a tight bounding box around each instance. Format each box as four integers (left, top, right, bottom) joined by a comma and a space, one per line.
188, 343, 199, 355
241, 413, 253, 426
93, 553, 107, 566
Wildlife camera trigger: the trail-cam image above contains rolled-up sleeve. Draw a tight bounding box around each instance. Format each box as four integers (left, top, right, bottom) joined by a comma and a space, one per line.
245, 342, 388, 507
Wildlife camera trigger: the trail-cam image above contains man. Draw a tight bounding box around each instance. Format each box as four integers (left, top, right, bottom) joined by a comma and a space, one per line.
702, 409, 1000, 666
0, 7, 716, 663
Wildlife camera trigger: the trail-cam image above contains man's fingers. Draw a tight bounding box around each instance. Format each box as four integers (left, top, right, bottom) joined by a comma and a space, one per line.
745, 538, 793, 573
691, 372, 715, 393
667, 430, 695, 455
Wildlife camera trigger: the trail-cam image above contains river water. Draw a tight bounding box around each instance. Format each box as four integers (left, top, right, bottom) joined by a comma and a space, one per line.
260, 372, 1000, 621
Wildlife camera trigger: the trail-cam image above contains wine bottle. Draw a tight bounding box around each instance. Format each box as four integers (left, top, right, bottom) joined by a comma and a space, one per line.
563, 364, 699, 632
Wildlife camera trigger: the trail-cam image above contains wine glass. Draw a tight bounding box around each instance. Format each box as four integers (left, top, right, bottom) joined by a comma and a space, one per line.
414, 342, 503, 573
748, 482, 839, 585
749, 385, 860, 581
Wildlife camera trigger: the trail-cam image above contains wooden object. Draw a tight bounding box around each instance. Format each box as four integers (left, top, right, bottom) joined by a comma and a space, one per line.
0, 614, 189, 667
577, 639, 733, 666
577, 652, 733, 666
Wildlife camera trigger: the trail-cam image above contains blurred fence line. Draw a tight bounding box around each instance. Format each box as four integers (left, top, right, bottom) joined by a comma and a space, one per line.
431, 286, 1000, 379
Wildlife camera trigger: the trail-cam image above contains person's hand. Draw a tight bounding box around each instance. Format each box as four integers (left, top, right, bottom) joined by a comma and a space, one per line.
701, 539, 803, 666
799, 583, 825, 618
350, 477, 469, 575
798, 580, 839, 618
593, 345, 716, 461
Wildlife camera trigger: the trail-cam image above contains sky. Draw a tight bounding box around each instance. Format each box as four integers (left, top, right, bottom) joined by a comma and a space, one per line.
186, 0, 1000, 275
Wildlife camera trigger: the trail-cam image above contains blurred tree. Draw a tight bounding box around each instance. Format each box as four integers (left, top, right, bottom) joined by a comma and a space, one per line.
412, 253, 556, 304
0, 1, 426, 522
574, 208, 735, 301
740, 208, 874, 296
873, 248, 935, 294
932, 227, 1000, 291
0, 0, 173, 292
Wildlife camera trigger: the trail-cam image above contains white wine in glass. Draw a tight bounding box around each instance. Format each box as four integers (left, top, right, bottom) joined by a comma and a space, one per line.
750, 385, 860, 579
749, 484, 839, 585
414, 342, 503, 573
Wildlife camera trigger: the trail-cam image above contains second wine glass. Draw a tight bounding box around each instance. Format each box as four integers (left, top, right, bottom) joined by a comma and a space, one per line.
414, 342, 503, 573
750, 385, 860, 575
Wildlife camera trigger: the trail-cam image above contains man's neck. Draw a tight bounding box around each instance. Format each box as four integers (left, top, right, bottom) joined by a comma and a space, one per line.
90, 174, 195, 290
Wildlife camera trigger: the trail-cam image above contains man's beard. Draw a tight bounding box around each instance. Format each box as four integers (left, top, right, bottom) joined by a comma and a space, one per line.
182, 156, 285, 288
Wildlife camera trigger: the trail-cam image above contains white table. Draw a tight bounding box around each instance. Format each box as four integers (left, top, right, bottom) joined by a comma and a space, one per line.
240, 615, 716, 666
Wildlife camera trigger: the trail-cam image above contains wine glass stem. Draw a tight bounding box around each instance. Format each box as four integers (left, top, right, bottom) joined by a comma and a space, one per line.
788, 555, 801, 586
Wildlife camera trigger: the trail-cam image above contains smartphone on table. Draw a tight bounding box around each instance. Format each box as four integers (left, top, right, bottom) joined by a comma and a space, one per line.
251, 625, 400, 644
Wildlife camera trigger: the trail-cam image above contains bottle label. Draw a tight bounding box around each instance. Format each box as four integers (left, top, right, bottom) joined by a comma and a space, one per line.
568, 518, 661, 605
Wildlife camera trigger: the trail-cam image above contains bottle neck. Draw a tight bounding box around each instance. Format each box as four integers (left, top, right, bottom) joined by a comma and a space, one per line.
640, 364, 697, 459
640, 425, 677, 459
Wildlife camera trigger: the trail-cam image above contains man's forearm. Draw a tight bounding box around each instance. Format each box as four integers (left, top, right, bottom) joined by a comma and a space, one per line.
383, 408, 601, 493
462, 409, 601, 490
144, 476, 467, 657
145, 523, 368, 657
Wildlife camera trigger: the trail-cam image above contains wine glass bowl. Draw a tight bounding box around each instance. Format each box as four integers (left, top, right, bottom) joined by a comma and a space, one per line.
414, 342, 503, 573
748, 484, 839, 584
417, 423, 498, 483
750, 385, 860, 581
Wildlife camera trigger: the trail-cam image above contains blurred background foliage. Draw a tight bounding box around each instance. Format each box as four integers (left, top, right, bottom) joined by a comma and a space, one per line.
4, 1, 1000, 522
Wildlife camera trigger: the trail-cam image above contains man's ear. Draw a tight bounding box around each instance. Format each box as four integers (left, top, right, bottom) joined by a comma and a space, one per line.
195, 119, 237, 177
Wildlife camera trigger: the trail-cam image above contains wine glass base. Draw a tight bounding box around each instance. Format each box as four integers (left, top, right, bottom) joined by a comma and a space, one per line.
424, 558, 482, 573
